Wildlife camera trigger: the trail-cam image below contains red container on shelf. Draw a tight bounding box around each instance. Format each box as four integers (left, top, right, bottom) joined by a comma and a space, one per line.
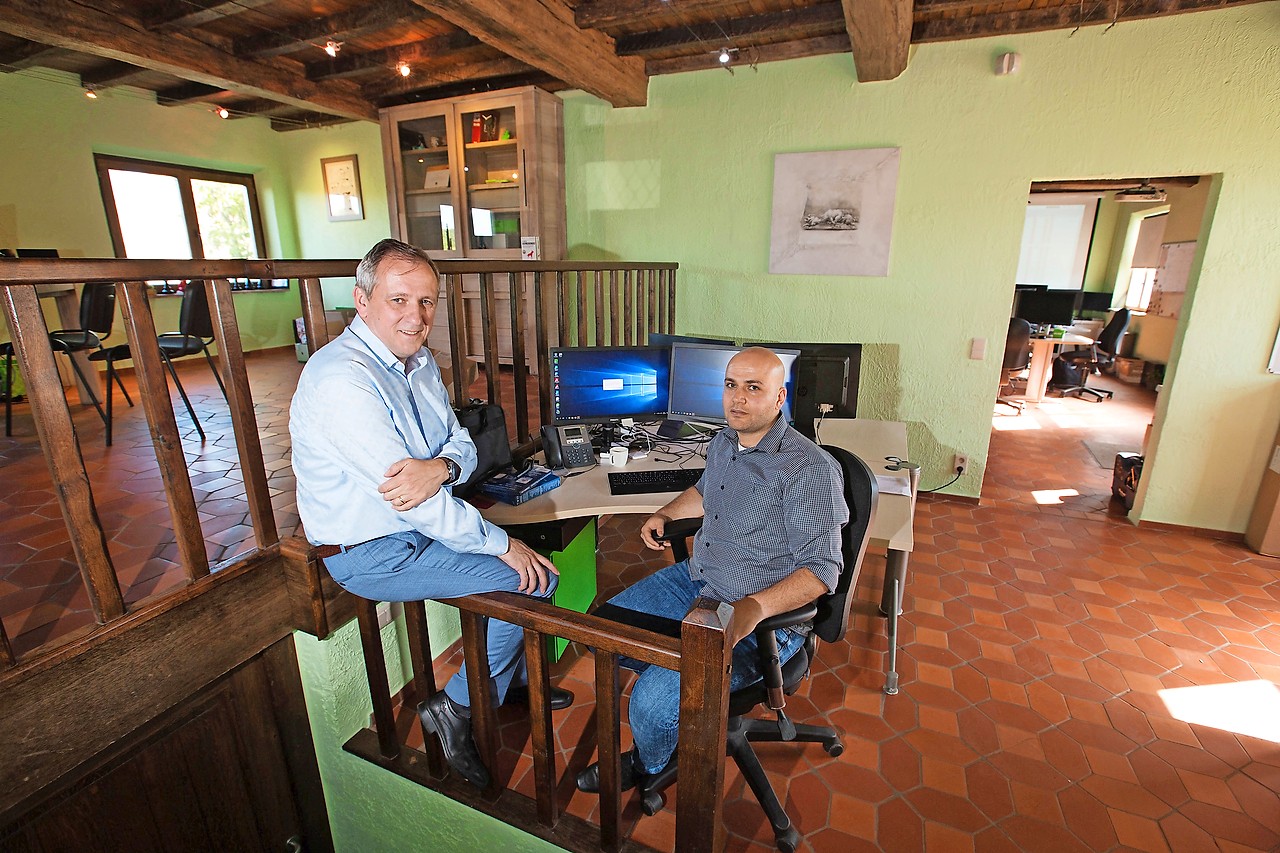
470, 114, 482, 143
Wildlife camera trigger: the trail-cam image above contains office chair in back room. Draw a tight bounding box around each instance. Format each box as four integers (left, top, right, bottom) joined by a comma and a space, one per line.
594, 445, 878, 853
998, 318, 1032, 414
156, 279, 228, 439
1054, 308, 1131, 401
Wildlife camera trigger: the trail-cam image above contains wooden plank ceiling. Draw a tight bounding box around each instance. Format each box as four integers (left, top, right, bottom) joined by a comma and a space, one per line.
0, 0, 1261, 130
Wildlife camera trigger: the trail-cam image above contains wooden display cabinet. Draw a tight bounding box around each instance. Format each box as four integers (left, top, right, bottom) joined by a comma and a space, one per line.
379, 87, 566, 369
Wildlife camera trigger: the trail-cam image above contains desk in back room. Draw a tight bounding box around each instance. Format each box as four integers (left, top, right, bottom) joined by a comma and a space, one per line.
1021, 333, 1094, 404
478, 418, 917, 694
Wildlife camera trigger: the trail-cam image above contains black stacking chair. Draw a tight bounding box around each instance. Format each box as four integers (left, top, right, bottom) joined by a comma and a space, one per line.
1054, 308, 1131, 401
998, 318, 1032, 414
156, 280, 227, 439
3, 282, 132, 438
596, 445, 878, 852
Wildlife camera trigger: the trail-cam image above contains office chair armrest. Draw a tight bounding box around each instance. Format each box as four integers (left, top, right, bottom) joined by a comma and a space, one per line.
756, 603, 818, 633
654, 516, 703, 542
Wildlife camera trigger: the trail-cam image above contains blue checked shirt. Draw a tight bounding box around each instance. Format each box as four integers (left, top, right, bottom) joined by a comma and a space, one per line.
689, 416, 847, 601
289, 315, 508, 556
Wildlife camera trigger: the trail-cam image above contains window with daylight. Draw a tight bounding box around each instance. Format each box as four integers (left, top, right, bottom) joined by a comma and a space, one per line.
94, 155, 284, 292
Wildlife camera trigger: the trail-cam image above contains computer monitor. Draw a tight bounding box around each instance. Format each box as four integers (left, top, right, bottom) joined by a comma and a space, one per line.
749, 342, 861, 438
550, 346, 670, 424
1077, 291, 1113, 314
648, 332, 735, 348
1014, 289, 1077, 327
15, 249, 59, 258
667, 343, 799, 426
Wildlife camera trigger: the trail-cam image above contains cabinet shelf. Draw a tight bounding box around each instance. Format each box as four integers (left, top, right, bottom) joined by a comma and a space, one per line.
405, 188, 452, 196
467, 181, 520, 191
403, 145, 449, 156
465, 139, 517, 150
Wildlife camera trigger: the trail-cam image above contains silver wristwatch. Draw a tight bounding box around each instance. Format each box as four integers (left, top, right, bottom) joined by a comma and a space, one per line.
442, 457, 461, 485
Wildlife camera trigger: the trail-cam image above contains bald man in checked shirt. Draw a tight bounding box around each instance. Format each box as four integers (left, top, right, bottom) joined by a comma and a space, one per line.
575, 347, 849, 794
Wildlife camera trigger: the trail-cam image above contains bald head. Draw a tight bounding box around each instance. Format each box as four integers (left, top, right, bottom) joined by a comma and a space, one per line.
722, 347, 788, 445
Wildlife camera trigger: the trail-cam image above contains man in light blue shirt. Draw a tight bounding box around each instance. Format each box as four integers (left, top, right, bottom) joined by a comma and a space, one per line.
290, 239, 569, 789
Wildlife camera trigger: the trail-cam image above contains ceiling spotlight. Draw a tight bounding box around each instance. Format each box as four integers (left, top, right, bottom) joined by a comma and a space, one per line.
83, 85, 98, 99
323, 40, 342, 58
397, 61, 411, 77
215, 107, 230, 119
718, 48, 731, 64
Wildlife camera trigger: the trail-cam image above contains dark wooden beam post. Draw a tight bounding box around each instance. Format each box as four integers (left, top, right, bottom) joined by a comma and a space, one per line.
460, 609, 500, 800
576, 272, 588, 349
2, 286, 125, 622
594, 270, 605, 347
446, 274, 468, 407
118, 281, 209, 580
595, 650, 623, 852
522, 628, 558, 828
355, 598, 401, 760
608, 269, 620, 346
478, 273, 500, 405
207, 278, 278, 549
534, 271, 553, 428
508, 271, 529, 443
676, 598, 733, 852
403, 601, 446, 778
298, 277, 330, 354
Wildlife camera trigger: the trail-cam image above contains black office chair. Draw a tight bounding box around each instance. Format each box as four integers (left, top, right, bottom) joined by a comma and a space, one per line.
156, 280, 228, 439
998, 318, 1032, 414
1053, 308, 1130, 401
3, 282, 133, 438
595, 445, 878, 852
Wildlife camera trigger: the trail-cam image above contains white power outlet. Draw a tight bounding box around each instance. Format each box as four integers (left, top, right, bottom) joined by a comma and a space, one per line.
953, 454, 968, 475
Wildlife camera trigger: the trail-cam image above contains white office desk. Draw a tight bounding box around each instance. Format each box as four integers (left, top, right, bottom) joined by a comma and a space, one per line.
479, 418, 916, 694
1022, 333, 1094, 403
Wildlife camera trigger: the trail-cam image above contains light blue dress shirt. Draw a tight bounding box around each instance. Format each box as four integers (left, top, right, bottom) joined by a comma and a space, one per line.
289, 314, 508, 556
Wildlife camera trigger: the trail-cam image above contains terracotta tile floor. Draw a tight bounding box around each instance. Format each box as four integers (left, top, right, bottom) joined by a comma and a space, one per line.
4, 349, 1280, 852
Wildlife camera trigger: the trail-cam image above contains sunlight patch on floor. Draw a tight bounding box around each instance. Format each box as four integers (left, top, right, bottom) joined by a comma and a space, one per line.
1159, 680, 1280, 744
1031, 488, 1080, 505
992, 417, 1041, 431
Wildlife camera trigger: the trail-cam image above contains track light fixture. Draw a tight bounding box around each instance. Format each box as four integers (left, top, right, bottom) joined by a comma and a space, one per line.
323, 40, 342, 58
397, 60, 411, 77
718, 47, 731, 64
83, 85, 98, 99
215, 106, 230, 119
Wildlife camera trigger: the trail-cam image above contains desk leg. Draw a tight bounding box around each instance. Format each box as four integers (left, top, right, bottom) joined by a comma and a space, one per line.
879, 548, 908, 695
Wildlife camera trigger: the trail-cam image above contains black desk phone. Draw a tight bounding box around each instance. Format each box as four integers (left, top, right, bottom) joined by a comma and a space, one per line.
541, 424, 596, 471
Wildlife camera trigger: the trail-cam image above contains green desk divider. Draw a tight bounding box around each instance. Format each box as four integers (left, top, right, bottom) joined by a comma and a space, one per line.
537, 517, 597, 661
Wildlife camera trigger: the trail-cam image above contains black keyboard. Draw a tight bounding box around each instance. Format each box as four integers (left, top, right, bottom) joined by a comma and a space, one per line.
608, 468, 702, 496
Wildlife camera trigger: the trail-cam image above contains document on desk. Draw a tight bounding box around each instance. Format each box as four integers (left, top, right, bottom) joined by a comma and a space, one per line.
875, 475, 913, 497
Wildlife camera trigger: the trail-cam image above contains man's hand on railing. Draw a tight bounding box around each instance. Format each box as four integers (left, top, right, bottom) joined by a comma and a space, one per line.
499, 538, 559, 594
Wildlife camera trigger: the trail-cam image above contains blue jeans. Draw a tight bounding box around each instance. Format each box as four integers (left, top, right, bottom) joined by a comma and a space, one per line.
607, 562, 807, 774
322, 530, 557, 709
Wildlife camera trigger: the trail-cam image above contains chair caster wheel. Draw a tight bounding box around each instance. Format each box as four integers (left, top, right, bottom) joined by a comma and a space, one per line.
824, 738, 843, 757
641, 791, 665, 816
775, 825, 801, 852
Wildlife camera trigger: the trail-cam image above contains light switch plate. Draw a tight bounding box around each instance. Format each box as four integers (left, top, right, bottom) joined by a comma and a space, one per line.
970, 337, 987, 360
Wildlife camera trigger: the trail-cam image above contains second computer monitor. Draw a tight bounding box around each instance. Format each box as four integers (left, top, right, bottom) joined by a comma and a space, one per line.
648, 332, 735, 348
1014, 289, 1078, 327
550, 346, 671, 424
667, 343, 799, 425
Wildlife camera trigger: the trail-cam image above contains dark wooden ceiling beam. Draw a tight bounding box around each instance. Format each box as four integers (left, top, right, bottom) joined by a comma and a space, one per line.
576, 0, 743, 29
233, 0, 427, 59
1031, 177, 1201, 192
0, 40, 70, 71
360, 53, 533, 100
80, 60, 152, 87
372, 71, 563, 107
155, 81, 226, 105
0, 0, 377, 120
306, 31, 481, 81
146, 0, 276, 31
616, 5, 845, 55
410, 0, 647, 107
913, 0, 1262, 40
646, 33, 848, 75
842, 0, 913, 81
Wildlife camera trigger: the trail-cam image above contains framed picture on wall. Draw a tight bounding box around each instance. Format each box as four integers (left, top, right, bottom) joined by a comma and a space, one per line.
321, 154, 364, 222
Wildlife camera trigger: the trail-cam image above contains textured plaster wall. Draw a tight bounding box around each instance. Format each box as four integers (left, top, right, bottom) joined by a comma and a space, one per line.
293, 617, 559, 852
563, 3, 1280, 530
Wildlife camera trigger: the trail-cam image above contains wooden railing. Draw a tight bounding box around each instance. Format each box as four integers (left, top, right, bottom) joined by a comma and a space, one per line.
0, 256, 705, 850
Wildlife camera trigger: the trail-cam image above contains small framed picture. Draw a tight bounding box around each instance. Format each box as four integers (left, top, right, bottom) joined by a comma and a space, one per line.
321, 154, 364, 222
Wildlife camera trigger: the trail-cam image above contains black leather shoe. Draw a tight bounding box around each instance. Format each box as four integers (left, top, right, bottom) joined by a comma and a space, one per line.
576, 748, 646, 794
505, 684, 575, 711
418, 693, 491, 789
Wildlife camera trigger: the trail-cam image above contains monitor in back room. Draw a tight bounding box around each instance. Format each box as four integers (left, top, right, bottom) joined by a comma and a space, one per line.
550, 346, 670, 424
745, 342, 861, 438
667, 342, 799, 426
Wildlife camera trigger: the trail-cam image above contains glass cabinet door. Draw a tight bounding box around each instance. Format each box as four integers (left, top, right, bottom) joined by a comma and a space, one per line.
459, 102, 522, 253
393, 109, 460, 254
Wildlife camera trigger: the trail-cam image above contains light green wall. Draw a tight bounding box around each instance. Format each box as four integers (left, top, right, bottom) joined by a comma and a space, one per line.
0, 70, 311, 350
293, 619, 560, 852
563, 3, 1280, 531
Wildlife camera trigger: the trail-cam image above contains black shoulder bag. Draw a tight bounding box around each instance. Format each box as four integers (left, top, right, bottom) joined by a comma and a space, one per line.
453, 400, 513, 497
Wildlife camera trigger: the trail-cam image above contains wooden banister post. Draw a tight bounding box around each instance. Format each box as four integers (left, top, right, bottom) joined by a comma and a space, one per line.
677, 597, 733, 853
403, 601, 446, 779
355, 598, 400, 760
595, 650, 623, 852
522, 628, 558, 828
461, 609, 499, 800
298, 278, 329, 353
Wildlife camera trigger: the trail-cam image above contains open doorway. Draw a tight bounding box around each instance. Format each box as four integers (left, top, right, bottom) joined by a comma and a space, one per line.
985, 175, 1212, 521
